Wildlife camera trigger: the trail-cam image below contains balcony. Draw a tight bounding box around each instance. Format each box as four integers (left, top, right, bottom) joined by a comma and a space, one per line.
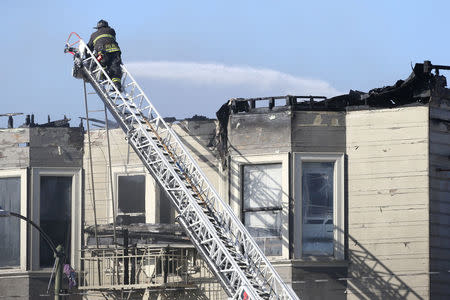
79, 246, 216, 292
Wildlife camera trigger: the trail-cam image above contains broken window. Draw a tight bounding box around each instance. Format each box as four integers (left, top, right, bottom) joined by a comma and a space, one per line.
117, 175, 145, 224
0, 177, 21, 268
302, 162, 334, 256
40, 176, 72, 267
243, 164, 282, 256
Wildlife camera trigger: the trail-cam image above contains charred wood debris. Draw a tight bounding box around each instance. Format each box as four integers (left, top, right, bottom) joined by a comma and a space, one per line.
1, 114, 72, 129
215, 61, 450, 167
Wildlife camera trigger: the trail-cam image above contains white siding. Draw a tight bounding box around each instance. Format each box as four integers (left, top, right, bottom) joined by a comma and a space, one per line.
346, 106, 429, 299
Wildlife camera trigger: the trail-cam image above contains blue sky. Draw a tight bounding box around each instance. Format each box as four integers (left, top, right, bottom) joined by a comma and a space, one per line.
1, 1, 449, 127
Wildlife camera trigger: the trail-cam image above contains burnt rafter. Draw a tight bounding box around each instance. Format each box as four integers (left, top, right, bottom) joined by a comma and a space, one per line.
225, 61, 448, 113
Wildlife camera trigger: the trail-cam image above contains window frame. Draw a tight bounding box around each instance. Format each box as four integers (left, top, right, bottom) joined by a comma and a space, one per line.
30, 167, 82, 270
109, 165, 156, 224
293, 153, 344, 260
230, 154, 290, 259
242, 163, 284, 257
117, 174, 146, 215
0, 169, 27, 272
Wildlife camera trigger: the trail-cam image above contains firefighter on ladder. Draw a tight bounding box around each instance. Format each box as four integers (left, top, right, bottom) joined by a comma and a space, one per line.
87, 19, 123, 92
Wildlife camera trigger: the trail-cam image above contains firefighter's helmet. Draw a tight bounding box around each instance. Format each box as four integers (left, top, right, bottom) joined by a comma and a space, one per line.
94, 20, 109, 29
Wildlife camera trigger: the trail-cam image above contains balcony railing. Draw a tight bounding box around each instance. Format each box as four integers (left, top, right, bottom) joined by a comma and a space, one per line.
79, 247, 215, 290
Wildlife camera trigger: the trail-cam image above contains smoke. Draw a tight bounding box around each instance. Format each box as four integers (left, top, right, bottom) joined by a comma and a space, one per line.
126, 61, 341, 97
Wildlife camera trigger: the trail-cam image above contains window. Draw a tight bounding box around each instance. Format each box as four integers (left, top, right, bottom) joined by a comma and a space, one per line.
159, 191, 175, 224
242, 164, 282, 256
0, 177, 21, 268
230, 154, 289, 258
40, 176, 72, 267
294, 154, 344, 259
302, 162, 334, 256
31, 167, 81, 270
111, 165, 175, 225
117, 174, 146, 224
0, 169, 27, 271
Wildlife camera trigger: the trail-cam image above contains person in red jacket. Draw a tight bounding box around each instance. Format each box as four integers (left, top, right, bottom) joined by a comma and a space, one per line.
87, 20, 123, 92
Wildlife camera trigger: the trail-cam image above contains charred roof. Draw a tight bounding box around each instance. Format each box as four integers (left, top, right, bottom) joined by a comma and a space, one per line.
222, 61, 448, 115
214, 61, 450, 169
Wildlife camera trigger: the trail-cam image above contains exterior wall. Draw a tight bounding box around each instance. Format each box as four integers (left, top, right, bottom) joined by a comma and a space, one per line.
83, 128, 151, 225
429, 97, 450, 298
0, 128, 30, 169
29, 128, 84, 271
228, 109, 292, 263
0, 127, 83, 300
228, 107, 292, 156
229, 109, 348, 299
0, 276, 31, 299
0, 274, 80, 300
346, 106, 430, 299
29, 127, 84, 168
291, 110, 346, 153
171, 120, 222, 195
291, 263, 347, 300
0, 127, 84, 169
291, 111, 347, 300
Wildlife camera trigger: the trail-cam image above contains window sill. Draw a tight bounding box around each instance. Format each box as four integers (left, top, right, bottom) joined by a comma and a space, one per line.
0, 268, 25, 276
290, 258, 348, 268
266, 258, 348, 268
264, 256, 287, 262
0, 269, 54, 278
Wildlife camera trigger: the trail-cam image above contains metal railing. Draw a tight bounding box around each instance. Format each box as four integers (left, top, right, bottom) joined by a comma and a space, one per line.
79, 247, 215, 290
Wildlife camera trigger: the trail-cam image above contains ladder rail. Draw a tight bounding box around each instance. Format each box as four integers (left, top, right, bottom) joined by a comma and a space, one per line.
69, 36, 299, 300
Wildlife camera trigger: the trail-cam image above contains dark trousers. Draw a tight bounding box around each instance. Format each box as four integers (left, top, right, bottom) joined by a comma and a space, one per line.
102, 51, 122, 83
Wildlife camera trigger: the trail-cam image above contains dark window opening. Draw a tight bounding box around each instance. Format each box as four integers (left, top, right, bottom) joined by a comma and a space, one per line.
40, 176, 72, 267
159, 192, 174, 224
117, 175, 145, 225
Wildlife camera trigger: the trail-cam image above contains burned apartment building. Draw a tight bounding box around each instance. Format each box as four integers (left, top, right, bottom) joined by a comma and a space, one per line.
0, 61, 449, 299
213, 61, 450, 299
78, 61, 450, 299
0, 116, 84, 299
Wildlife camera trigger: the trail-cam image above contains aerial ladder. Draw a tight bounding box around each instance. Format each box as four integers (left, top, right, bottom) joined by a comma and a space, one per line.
64, 33, 300, 300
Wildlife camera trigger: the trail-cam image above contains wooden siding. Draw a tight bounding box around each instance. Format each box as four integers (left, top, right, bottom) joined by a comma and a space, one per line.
346, 106, 430, 300
429, 98, 450, 299
171, 120, 221, 192
83, 121, 220, 226
229, 108, 292, 155
229, 109, 346, 155
292, 110, 346, 153
83, 128, 144, 225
